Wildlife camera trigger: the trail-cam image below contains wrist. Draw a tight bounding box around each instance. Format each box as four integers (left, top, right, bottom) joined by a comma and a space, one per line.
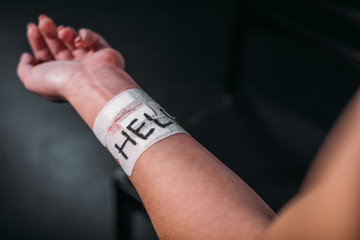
65, 68, 140, 128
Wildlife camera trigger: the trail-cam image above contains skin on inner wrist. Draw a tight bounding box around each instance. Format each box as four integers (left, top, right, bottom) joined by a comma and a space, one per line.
66, 76, 140, 128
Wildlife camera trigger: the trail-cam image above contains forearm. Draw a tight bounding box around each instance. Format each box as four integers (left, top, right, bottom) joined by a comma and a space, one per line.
132, 134, 274, 239
19, 15, 275, 240
259, 87, 360, 240
301, 87, 360, 193
67, 74, 275, 239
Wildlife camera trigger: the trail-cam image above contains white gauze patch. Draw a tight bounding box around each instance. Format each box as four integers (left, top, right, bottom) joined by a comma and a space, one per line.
93, 88, 187, 176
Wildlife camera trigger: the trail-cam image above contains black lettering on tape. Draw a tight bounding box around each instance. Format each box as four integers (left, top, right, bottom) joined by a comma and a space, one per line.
144, 113, 174, 128
160, 108, 175, 121
127, 118, 155, 140
115, 131, 137, 160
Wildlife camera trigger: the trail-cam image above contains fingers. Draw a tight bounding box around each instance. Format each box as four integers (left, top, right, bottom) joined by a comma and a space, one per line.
17, 52, 36, 82
27, 22, 53, 62
38, 15, 73, 60
75, 28, 111, 51
57, 25, 88, 58
57, 25, 76, 50
26, 15, 112, 62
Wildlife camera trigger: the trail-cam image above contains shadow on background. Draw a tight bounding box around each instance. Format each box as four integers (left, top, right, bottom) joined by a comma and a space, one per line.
0, 0, 359, 239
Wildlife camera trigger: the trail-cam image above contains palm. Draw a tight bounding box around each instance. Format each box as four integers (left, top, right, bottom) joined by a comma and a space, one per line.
26, 49, 124, 100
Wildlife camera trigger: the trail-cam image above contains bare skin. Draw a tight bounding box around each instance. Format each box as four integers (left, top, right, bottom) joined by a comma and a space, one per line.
17, 15, 275, 240
17, 14, 360, 240
258, 87, 360, 240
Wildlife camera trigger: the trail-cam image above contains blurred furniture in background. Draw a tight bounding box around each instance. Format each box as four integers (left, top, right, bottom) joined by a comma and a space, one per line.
113, 168, 158, 240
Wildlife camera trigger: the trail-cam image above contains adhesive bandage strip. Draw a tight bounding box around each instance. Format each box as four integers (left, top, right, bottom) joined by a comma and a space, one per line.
93, 88, 187, 176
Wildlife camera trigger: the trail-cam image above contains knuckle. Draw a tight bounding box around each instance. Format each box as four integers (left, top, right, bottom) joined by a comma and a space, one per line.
99, 48, 125, 67
55, 49, 71, 60
100, 48, 118, 61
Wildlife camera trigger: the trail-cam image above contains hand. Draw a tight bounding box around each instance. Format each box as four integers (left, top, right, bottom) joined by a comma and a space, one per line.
17, 14, 138, 102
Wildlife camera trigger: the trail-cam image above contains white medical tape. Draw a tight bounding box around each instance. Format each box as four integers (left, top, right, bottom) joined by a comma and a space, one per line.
93, 88, 158, 146
93, 88, 187, 176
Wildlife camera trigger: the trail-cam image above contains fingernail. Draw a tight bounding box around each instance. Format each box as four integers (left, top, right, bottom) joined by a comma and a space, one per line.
39, 14, 47, 21
75, 35, 82, 43
27, 22, 35, 31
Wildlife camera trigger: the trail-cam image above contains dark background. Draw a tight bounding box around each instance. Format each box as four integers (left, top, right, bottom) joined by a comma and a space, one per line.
0, 0, 359, 239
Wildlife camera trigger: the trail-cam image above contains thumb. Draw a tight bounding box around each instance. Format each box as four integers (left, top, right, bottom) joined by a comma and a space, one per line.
17, 52, 36, 83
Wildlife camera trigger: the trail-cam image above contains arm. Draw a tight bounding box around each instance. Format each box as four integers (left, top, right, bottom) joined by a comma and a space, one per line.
17, 15, 275, 240
259, 87, 360, 240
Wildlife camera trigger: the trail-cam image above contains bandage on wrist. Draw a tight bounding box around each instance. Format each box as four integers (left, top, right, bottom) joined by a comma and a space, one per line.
93, 88, 187, 176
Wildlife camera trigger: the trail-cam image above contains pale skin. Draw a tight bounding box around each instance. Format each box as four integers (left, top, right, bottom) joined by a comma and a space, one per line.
17, 15, 360, 240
